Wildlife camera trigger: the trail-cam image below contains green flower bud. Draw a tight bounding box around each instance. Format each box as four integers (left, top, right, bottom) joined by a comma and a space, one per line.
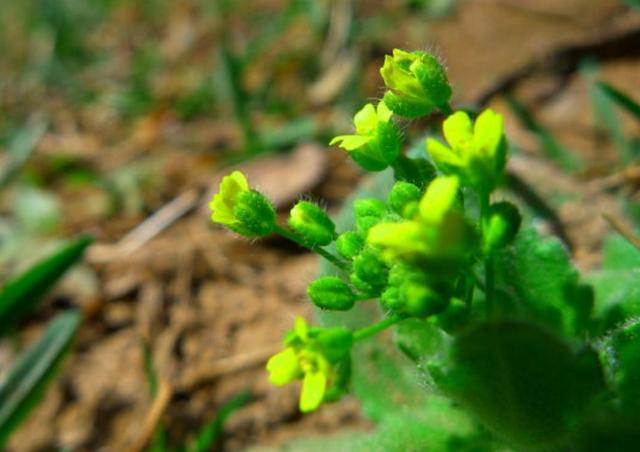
380, 49, 452, 118
355, 198, 387, 219
232, 190, 276, 237
330, 102, 402, 171
336, 231, 364, 259
388, 181, 422, 217
399, 280, 448, 318
288, 201, 336, 246
426, 109, 507, 193
483, 201, 521, 253
354, 198, 388, 235
383, 263, 448, 318
390, 155, 436, 187
350, 247, 388, 296
210, 171, 276, 237
307, 276, 356, 311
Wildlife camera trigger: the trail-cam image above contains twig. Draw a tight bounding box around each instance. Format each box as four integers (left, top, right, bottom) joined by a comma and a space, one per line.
178, 345, 281, 391
603, 213, 640, 250
88, 189, 199, 262
125, 378, 173, 452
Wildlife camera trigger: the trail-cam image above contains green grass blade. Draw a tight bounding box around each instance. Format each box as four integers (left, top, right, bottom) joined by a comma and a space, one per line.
596, 81, 640, 122
0, 310, 82, 446
141, 339, 167, 452
185, 390, 251, 452
0, 114, 48, 190
582, 61, 631, 164
506, 94, 582, 172
0, 235, 93, 335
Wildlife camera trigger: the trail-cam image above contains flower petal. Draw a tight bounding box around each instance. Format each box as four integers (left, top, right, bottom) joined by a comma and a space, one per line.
299, 370, 327, 413
353, 103, 378, 134
266, 348, 301, 386
473, 108, 504, 157
419, 175, 459, 224
443, 111, 473, 149
329, 134, 373, 151
210, 171, 250, 225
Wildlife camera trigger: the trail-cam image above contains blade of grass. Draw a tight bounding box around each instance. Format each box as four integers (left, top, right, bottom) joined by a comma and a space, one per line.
141, 339, 167, 452
0, 235, 93, 336
0, 310, 82, 447
0, 114, 48, 190
596, 81, 640, 122
582, 61, 631, 164
185, 390, 251, 452
505, 94, 582, 172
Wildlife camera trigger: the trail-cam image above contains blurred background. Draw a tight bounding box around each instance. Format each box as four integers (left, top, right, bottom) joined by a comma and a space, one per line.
0, 0, 639, 450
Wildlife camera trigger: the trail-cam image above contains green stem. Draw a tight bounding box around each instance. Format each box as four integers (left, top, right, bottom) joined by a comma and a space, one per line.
273, 224, 349, 271
353, 315, 402, 342
479, 192, 494, 316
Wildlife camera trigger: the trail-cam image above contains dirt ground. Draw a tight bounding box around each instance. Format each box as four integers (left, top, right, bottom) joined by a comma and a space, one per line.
3, 1, 640, 450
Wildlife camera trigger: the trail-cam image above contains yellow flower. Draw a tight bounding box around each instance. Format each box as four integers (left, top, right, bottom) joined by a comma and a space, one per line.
209, 171, 249, 226
426, 109, 507, 192
368, 176, 476, 264
208, 171, 276, 237
266, 317, 351, 413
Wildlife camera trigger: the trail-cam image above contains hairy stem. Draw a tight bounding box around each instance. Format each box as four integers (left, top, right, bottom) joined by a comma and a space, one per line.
353, 315, 403, 341
273, 225, 349, 271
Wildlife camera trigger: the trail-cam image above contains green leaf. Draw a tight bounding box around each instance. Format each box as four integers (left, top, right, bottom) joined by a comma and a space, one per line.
588, 235, 640, 334
0, 235, 93, 335
430, 320, 605, 449
494, 228, 591, 338
185, 390, 251, 452
0, 310, 82, 446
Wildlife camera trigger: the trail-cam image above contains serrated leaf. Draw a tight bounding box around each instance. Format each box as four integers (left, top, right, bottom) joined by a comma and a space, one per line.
0, 310, 82, 446
0, 236, 93, 335
494, 228, 591, 338
588, 235, 640, 334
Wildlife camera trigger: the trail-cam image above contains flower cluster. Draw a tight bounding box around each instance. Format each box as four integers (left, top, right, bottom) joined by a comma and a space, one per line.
208, 48, 520, 413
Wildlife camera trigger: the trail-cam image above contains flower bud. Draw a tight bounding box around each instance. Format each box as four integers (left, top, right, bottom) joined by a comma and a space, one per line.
354, 198, 387, 219
307, 276, 356, 311
288, 201, 336, 246
336, 231, 364, 259
354, 198, 387, 234
209, 171, 276, 237
380, 49, 452, 118
330, 102, 402, 171
232, 190, 276, 237
483, 201, 521, 253
382, 280, 447, 318
388, 181, 422, 217
350, 247, 388, 296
